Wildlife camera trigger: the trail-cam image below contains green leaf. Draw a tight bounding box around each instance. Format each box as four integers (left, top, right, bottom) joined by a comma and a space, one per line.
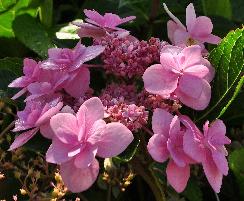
217, 76, 244, 118
13, 14, 56, 58
114, 136, 140, 162
229, 148, 244, 199
0, 0, 39, 38
0, 57, 22, 76
197, 28, 244, 122
202, 0, 232, 20
182, 178, 203, 201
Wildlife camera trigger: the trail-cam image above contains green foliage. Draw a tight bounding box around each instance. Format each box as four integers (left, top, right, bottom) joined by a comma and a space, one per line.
12, 14, 56, 58
229, 148, 244, 199
0, 0, 39, 38
115, 136, 140, 162
182, 179, 203, 201
197, 28, 244, 122
202, 0, 232, 20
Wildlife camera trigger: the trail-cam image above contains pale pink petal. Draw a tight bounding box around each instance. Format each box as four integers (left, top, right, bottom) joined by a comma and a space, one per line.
173, 29, 189, 45
74, 145, 97, 169
36, 102, 63, 126
176, 78, 211, 110
147, 134, 169, 162
202, 59, 215, 82
87, 119, 106, 144
202, 34, 221, 44
84, 9, 104, 25
64, 68, 90, 98
183, 128, 205, 162
202, 151, 223, 193
184, 65, 209, 78
97, 122, 133, 158
166, 159, 190, 193
152, 108, 173, 136
161, 45, 183, 55
212, 151, 229, 175
206, 120, 226, 138
178, 75, 203, 99
78, 45, 105, 64
8, 128, 39, 151
186, 3, 196, 33
60, 158, 99, 193
11, 88, 27, 100
81, 97, 104, 131
191, 16, 213, 37
160, 53, 180, 72
169, 116, 180, 136
167, 20, 178, 44
143, 64, 178, 97
50, 113, 79, 144
8, 77, 28, 88
120, 16, 136, 24
40, 122, 54, 139
182, 45, 202, 67
46, 137, 72, 164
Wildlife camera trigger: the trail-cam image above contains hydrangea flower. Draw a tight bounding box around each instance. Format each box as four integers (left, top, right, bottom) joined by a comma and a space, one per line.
9, 96, 63, 150
147, 109, 195, 192
180, 116, 231, 193
143, 45, 214, 110
46, 97, 133, 192
74, 9, 135, 39
163, 3, 221, 48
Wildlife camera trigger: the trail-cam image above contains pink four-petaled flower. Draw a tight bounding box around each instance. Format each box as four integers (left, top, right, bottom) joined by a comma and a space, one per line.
46, 97, 133, 192
143, 45, 214, 110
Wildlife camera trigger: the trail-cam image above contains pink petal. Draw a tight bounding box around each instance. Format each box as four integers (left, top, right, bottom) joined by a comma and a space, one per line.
9, 128, 39, 150
183, 128, 205, 162
97, 122, 133, 158
206, 120, 226, 139
169, 116, 181, 136
36, 102, 63, 126
8, 77, 28, 88
60, 158, 99, 193
40, 122, 54, 139
167, 20, 178, 44
191, 16, 213, 37
173, 29, 189, 45
186, 3, 196, 33
202, 151, 223, 193
178, 75, 203, 99
147, 134, 169, 162
81, 97, 104, 132
143, 64, 178, 97
78, 44, 105, 64
176, 78, 211, 110
202, 34, 221, 44
202, 58, 215, 82
212, 151, 229, 176
120, 16, 136, 24
87, 119, 106, 144
84, 9, 104, 25
184, 65, 209, 78
11, 88, 27, 100
77, 23, 106, 39
50, 113, 79, 144
166, 159, 190, 193
182, 45, 202, 67
152, 108, 173, 136
64, 68, 90, 98
46, 137, 73, 164
74, 145, 97, 169
160, 53, 180, 72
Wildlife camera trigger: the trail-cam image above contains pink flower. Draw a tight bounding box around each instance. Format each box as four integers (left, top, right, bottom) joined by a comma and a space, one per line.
143, 45, 214, 110
8, 58, 40, 99
74, 10, 135, 39
46, 97, 133, 192
41, 42, 104, 71
180, 116, 231, 193
163, 3, 221, 48
147, 109, 195, 192
9, 96, 63, 150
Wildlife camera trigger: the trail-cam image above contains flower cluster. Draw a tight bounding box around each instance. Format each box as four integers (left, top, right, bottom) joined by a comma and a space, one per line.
8, 3, 231, 195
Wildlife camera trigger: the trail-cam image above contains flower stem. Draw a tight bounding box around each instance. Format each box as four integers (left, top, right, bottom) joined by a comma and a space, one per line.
39, 0, 53, 28
132, 157, 166, 201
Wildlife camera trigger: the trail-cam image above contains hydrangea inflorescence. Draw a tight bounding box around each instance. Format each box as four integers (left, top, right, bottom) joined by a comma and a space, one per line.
8, 3, 230, 194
